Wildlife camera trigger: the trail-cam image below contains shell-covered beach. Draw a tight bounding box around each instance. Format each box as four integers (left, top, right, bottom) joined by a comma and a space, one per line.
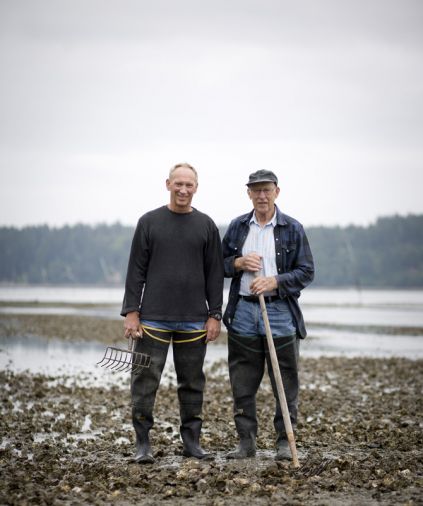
1, 312, 422, 505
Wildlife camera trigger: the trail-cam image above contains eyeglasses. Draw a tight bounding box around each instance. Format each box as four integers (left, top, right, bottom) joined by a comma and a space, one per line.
249, 187, 275, 196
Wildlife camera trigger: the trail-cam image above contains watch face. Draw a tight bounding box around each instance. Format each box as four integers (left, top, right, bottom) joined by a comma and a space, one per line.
210, 313, 221, 321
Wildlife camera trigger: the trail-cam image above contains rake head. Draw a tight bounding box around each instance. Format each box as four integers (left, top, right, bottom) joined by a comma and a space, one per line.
97, 337, 151, 374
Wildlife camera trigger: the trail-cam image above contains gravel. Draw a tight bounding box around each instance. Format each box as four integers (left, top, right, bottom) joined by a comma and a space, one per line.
1, 314, 422, 505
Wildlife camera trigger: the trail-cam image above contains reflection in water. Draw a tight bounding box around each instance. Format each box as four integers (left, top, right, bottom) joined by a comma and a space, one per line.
303, 305, 423, 327
0, 335, 228, 380
303, 327, 423, 358
1, 331, 422, 381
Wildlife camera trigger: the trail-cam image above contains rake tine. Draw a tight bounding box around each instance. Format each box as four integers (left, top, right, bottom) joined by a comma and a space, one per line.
132, 353, 142, 369
122, 351, 132, 371
126, 360, 135, 373
96, 347, 112, 367
115, 351, 131, 372
96, 338, 151, 374
136, 352, 150, 367
105, 348, 118, 370
133, 361, 145, 374
98, 359, 110, 368
131, 355, 141, 374
110, 349, 124, 371
97, 357, 107, 367
114, 358, 127, 372
98, 353, 114, 368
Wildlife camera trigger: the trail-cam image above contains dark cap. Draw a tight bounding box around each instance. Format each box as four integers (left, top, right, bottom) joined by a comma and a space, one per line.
246, 169, 278, 186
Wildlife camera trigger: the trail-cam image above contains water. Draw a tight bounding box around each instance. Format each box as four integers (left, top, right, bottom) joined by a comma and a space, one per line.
0, 334, 227, 385
1, 330, 421, 380
301, 288, 423, 328
1, 286, 423, 328
1, 286, 423, 377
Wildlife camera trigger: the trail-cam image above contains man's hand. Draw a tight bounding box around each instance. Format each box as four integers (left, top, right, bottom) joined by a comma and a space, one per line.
124, 311, 141, 339
205, 317, 221, 343
250, 276, 278, 295
234, 252, 262, 272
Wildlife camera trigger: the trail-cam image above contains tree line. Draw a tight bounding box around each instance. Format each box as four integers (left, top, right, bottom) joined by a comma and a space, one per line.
0, 214, 422, 287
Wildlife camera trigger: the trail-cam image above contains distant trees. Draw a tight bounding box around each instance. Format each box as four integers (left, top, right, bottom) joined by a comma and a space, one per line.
307, 214, 423, 287
0, 223, 132, 285
0, 214, 422, 287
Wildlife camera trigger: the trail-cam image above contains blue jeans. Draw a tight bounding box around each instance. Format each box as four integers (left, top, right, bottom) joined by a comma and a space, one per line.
227, 298, 299, 443
141, 320, 205, 331
229, 298, 296, 338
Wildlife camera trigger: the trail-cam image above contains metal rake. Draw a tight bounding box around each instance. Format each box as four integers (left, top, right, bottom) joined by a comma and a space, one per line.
97, 336, 151, 374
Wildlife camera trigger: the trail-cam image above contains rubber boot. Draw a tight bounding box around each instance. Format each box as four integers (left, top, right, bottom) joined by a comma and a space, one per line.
226, 437, 256, 459
275, 436, 291, 461
226, 405, 257, 459
226, 399, 258, 459
180, 415, 213, 460
134, 436, 155, 464
132, 408, 155, 464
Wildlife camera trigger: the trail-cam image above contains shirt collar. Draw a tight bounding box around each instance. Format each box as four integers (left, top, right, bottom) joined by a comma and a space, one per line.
250, 209, 277, 227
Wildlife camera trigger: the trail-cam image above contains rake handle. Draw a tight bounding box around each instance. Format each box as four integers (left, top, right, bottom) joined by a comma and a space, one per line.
128, 331, 142, 350
258, 291, 300, 468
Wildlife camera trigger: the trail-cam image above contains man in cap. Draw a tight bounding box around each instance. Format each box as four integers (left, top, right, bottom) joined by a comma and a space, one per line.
222, 170, 314, 460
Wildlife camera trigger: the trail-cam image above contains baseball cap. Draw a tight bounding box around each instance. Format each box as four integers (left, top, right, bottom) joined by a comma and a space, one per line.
246, 169, 278, 186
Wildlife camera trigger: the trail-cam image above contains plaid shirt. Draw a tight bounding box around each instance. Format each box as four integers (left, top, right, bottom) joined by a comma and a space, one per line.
222, 205, 314, 338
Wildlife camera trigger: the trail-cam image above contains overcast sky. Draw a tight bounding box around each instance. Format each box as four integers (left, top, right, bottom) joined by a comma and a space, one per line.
0, 0, 422, 229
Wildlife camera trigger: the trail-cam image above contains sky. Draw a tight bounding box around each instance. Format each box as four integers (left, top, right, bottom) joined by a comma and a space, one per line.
0, 0, 422, 229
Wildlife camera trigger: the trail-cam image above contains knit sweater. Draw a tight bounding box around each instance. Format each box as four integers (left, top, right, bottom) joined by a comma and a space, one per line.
121, 206, 224, 321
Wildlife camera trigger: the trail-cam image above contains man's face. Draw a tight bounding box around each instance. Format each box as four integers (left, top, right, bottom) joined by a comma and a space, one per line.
166, 168, 198, 211
247, 182, 280, 214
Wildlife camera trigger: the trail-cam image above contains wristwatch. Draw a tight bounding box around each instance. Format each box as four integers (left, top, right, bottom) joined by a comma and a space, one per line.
208, 312, 222, 321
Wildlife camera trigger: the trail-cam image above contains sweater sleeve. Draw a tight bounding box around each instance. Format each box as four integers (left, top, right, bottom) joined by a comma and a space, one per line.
204, 222, 224, 314
120, 218, 150, 316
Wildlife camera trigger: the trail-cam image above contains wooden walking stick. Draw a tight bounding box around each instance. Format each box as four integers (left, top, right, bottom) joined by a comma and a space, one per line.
257, 292, 301, 468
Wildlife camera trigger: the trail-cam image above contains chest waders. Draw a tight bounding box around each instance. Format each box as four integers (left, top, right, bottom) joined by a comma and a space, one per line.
226, 330, 299, 459
131, 325, 211, 463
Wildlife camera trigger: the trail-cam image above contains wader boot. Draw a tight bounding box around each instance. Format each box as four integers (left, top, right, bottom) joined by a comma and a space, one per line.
226, 401, 257, 459
227, 332, 265, 459
173, 331, 211, 460
226, 438, 256, 459
131, 328, 170, 465
132, 407, 155, 464
275, 435, 291, 461
266, 336, 299, 462
180, 411, 212, 460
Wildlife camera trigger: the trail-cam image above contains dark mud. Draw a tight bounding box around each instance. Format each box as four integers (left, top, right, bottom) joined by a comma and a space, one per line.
0, 314, 124, 345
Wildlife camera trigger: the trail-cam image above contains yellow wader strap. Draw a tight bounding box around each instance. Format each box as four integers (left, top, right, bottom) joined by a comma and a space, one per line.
141, 325, 207, 344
